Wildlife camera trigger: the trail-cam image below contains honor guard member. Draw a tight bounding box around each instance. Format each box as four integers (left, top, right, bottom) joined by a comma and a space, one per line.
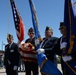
4, 34, 21, 75
24, 27, 39, 75
37, 26, 61, 63
51, 22, 70, 75
58, 22, 73, 75
52, 22, 69, 75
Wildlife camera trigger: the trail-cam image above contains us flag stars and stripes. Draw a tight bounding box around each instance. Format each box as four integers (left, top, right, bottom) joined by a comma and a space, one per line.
10, 0, 24, 43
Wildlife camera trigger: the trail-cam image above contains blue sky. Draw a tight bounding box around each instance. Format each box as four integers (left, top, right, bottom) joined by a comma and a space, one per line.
0, 0, 65, 50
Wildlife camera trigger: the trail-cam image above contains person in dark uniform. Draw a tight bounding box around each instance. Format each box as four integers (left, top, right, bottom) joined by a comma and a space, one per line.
51, 22, 70, 75
59, 22, 76, 75
37, 26, 62, 75
37, 26, 61, 63
24, 27, 39, 75
4, 34, 21, 75
58, 22, 72, 75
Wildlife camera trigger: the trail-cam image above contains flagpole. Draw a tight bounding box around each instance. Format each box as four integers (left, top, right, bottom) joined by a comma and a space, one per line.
7, 0, 11, 35
1, 41, 3, 50
1, 41, 6, 51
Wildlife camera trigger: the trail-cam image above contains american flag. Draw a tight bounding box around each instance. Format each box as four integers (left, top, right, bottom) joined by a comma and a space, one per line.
19, 43, 37, 62
10, 0, 24, 43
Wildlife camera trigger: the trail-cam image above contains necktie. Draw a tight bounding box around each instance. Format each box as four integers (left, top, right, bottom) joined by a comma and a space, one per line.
41, 39, 47, 48
8, 44, 11, 49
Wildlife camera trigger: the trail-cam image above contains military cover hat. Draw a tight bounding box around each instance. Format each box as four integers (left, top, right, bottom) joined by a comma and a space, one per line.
45, 26, 53, 33
59, 22, 64, 30
7, 34, 13, 40
28, 27, 34, 33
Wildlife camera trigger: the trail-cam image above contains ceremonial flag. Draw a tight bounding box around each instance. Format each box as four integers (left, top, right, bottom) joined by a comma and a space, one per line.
29, 0, 40, 39
29, 0, 62, 75
19, 43, 37, 62
64, 0, 76, 74
10, 0, 24, 43
64, 0, 76, 54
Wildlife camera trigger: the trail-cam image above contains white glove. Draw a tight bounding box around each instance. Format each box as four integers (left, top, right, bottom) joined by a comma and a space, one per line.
62, 56, 72, 62
60, 42, 67, 49
18, 41, 25, 48
35, 39, 40, 46
37, 48, 45, 54
13, 66, 18, 70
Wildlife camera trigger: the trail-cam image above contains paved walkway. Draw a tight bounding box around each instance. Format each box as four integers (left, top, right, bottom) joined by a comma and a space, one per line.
0, 64, 62, 75
0, 68, 26, 75
0, 68, 41, 75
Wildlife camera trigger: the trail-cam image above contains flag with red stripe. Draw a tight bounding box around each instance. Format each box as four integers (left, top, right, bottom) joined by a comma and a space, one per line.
19, 43, 37, 62
10, 0, 24, 43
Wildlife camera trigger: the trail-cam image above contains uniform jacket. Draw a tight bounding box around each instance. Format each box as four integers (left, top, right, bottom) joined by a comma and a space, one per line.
56, 37, 76, 59
41, 37, 61, 62
25, 37, 37, 62
25, 37, 36, 48
4, 42, 21, 67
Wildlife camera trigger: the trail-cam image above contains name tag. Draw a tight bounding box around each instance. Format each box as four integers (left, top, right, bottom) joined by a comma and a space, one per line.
10, 50, 14, 52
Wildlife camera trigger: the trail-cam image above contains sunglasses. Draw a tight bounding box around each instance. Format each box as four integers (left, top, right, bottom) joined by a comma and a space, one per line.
29, 33, 34, 34
59, 26, 66, 30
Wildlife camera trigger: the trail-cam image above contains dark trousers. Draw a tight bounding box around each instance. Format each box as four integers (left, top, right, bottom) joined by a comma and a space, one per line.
61, 59, 70, 75
6, 65, 18, 75
25, 61, 38, 75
